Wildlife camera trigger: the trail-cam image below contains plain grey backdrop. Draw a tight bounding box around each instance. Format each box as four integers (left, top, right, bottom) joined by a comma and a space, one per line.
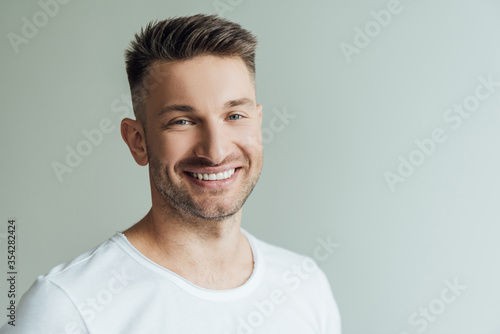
1, 0, 500, 333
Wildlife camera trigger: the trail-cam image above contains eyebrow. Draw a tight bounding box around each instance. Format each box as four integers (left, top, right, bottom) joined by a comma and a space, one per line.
158, 98, 255, 117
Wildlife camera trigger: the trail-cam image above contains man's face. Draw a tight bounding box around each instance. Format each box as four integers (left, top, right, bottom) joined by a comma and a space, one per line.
142, 55, 263, 221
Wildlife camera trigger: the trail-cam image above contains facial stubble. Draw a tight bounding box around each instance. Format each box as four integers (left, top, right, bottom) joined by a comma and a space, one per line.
147, 142, 262, 222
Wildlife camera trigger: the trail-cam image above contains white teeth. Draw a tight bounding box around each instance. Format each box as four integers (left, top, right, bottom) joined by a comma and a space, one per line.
191, 168, 235, 181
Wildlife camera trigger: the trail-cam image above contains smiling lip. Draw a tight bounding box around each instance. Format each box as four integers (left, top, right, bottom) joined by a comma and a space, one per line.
184, 167, 241, 189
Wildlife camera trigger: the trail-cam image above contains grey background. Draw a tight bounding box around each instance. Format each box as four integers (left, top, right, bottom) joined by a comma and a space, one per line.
1, 0, 500, 333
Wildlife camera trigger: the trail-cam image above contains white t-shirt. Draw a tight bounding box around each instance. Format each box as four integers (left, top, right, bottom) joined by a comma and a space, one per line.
1, 229, 341, 334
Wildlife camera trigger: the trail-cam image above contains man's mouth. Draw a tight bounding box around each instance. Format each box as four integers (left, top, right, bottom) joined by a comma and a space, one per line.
186, 168, 241, 181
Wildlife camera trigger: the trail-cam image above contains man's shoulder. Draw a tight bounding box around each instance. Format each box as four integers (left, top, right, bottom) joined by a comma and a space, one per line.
246, 230, 336, 307
5, 234, 136, 333
41, 234, 124, 286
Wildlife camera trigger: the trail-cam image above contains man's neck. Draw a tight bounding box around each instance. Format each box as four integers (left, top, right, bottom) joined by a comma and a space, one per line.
123, 209, 254, 290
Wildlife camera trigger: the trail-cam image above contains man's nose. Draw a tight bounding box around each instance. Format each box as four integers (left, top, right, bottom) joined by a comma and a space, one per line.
193, 121, 230, 165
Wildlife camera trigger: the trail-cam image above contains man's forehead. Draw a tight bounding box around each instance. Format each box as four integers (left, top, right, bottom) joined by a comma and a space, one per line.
143, 56, 254, 101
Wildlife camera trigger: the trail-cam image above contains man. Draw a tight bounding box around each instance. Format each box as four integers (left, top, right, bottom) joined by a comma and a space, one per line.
1, 14, 341, 333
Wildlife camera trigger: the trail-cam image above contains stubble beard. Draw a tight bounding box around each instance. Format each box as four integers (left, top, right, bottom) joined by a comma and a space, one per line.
148, 149, 262, 222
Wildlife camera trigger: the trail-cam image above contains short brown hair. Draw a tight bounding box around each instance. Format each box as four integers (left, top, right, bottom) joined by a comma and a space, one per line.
124, 14, 258, 125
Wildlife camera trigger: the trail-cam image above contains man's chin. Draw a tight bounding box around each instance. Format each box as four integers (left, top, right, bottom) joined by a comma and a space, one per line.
184, 204, 241, 221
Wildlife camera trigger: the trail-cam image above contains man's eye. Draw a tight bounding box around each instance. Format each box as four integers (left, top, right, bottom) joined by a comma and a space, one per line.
228, 114, 243, 120
172, 119, 192, 125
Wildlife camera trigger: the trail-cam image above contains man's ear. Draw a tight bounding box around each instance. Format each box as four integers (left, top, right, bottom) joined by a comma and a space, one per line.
121, 118, 148, 166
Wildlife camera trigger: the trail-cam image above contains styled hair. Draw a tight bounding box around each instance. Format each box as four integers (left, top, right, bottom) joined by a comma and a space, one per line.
124, 14, 258, 125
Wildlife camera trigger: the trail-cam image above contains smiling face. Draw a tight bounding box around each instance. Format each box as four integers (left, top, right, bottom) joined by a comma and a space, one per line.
142, 55, 263, 221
